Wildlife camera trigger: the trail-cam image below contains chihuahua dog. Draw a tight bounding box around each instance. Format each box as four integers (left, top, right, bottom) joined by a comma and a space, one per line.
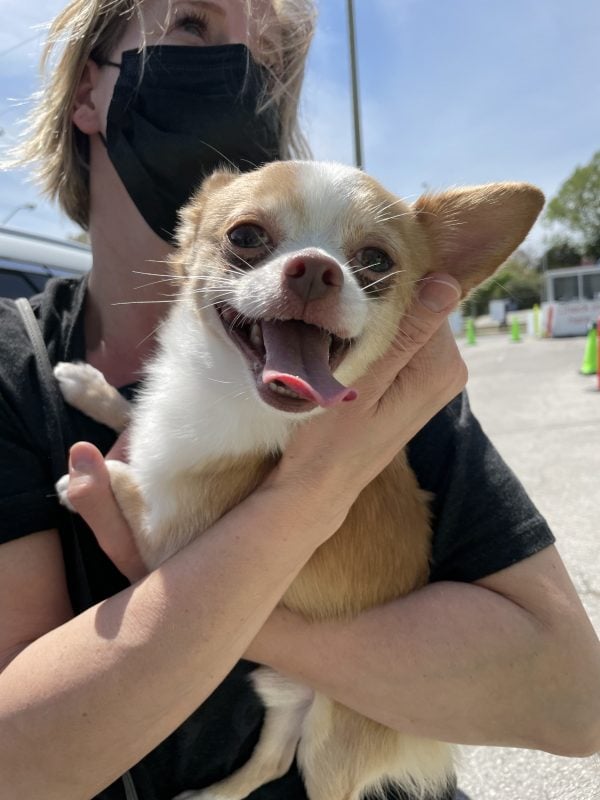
56, 161, 543, 800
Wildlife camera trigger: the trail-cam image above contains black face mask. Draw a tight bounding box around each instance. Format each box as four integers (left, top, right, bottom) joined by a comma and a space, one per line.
98, 44, 281, 242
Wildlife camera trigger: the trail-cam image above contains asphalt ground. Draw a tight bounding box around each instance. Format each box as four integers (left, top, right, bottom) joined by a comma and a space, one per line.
453, 333, 600, 800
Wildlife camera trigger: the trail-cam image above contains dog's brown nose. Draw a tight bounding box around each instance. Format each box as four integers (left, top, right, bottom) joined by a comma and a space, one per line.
283, 252, 343, 302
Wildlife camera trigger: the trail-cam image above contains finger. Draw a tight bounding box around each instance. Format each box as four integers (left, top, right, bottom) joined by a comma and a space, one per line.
382, 323, 468, 415
354, 273, 461, 399
391, 273, 461, 356
419, 321, 468, 391
68, 442, 146, 582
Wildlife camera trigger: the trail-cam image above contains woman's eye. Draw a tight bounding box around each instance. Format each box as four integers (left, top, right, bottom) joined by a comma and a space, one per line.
355, 247, 393, 273
174, 12, 208, 38
228, 224, 271, 249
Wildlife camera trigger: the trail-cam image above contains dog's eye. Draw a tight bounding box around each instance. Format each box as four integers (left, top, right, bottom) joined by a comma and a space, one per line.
355, 247, 393, 273
228, 224, 271, 249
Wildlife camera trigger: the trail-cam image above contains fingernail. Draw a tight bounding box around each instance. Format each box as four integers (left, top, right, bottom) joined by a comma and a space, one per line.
419, 278, 461, 312
70, 451, 94, 476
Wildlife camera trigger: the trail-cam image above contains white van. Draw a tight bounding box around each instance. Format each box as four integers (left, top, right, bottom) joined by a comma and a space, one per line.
0, 225, 92, 299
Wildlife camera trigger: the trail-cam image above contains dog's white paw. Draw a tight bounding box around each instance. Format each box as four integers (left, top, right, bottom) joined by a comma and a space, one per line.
54, 360, 130, 432
54, 361, 106, 406
55, 473, 75, 511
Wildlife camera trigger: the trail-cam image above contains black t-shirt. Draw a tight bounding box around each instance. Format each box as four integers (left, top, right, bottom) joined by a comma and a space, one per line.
0, 277, 555, 800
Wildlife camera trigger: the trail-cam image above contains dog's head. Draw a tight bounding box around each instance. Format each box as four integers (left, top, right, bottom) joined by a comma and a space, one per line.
171, 161, 543, 414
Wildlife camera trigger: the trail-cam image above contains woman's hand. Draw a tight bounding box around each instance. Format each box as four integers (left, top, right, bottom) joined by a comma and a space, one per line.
266, 273, 466, 515
66, 438, 147, 583
64, 272, 464, 572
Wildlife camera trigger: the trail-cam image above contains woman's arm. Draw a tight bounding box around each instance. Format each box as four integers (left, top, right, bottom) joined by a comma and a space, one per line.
247, 546, 600, 757
64, 460, 600, 765
0, 486, 338, 800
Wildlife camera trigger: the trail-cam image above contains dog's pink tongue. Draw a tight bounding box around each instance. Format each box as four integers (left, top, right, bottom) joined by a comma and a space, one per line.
261, 320, 357, 407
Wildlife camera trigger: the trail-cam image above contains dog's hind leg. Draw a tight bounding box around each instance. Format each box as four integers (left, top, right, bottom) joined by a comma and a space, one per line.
57, 459, 148, 552
173, 668, 313, 800
298, 695, 454, 800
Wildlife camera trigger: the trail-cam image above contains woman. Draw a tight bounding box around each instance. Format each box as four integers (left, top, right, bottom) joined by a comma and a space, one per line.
0, 1, 598, 799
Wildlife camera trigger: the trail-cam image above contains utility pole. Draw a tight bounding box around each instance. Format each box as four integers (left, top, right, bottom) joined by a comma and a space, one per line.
346, 0, 363, 169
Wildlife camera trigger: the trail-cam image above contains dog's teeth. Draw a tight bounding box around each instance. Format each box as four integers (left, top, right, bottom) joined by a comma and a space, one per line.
250, 322, 263, 350
268, 381, 301, 399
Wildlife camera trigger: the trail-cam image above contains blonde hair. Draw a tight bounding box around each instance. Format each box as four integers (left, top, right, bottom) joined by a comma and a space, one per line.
14, 0, 316, 230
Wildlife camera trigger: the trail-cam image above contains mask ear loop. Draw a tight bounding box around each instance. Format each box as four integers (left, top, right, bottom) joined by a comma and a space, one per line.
93, 60, 121, 148
94, 58, 122, 69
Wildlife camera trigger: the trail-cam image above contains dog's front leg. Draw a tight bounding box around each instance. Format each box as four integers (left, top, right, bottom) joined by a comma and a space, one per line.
54, 361, 131, 432
173, 667, 313, 800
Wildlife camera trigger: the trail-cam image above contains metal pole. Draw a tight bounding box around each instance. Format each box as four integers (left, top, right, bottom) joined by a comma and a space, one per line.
346, 0, 363, 169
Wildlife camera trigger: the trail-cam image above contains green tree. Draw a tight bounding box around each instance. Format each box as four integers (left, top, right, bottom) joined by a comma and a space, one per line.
545, 151, 600, 259
466, 253, 543, 316
540, 239, 581, 269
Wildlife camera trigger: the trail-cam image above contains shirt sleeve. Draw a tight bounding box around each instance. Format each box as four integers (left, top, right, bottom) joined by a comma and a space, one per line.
0, 302, 62, 542
408, 391, 555, 583
0, 379, 63, 544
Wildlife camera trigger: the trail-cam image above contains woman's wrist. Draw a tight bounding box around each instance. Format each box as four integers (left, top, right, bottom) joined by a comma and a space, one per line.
255, 470, 352, 550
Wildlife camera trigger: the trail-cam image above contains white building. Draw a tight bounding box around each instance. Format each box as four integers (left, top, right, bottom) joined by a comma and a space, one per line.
543, 263, 600, 336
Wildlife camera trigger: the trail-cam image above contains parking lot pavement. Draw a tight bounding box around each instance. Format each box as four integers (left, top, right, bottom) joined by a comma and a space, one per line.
454, 334, 600, 800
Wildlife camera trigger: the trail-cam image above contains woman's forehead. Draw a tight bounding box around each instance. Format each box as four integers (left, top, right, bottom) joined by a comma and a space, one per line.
136, 0, 245, 30
135, 0, 275, 29
119, 0, 279, 54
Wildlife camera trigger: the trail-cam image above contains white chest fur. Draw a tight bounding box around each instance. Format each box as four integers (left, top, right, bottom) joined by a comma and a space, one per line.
127, 301, 298, 500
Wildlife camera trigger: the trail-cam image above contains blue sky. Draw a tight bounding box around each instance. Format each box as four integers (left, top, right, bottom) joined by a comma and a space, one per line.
1, 0, 599, 254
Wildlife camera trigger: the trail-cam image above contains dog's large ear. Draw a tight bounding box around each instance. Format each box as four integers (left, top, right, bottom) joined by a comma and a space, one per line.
414, 183, 544, 296
196, 168, 240, 198
175, 169, 238, 248
171, 169, 239, 274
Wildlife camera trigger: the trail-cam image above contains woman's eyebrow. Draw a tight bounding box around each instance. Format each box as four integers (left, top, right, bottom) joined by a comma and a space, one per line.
175, 0, 227, 17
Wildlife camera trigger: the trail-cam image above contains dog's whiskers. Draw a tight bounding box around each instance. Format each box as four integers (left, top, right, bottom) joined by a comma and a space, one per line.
112, 298, 189, 306
136, 319, 166, 349
372, 195, 414, 218
351, 262, 378, 274
376, 212, 414, 224
197, 139, 240, 172
222, 242, 256, 272
196, 300, 225, 313
131, 270, 182, 279
192, 287, 237, 299
363, 270, 405, 291
204, 376, 237, 385
136, 257, 175, 268
133, 277, 181, 291
353, 262, 408, 275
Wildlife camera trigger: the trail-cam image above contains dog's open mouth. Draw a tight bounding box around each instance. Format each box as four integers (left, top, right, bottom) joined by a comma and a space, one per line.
216, 304, 356, 412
